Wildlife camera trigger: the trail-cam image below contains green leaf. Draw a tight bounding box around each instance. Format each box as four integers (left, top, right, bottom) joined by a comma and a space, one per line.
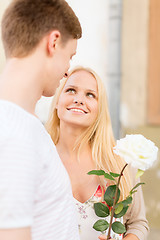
88, 170, 105, 176
111, 221, 126, 234
104, 185, 120, 207
104, 173, 115, 181
130, 190, 137, 195
114, 206, 129, 218
94, 202, 110, 217
110, 172, 120, 177
136, 169, 144, 178
122, 196, 133, 207
115, 203, 123, 214
114, 197, 132, 217
130, 182, 145, 195
93, 219, 109, 232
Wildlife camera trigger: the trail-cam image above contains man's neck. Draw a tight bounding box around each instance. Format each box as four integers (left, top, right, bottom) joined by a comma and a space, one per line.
0, 57, 44, 115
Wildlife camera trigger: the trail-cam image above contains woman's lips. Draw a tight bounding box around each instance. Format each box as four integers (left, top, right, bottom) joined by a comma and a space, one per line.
67, 107, 88, 114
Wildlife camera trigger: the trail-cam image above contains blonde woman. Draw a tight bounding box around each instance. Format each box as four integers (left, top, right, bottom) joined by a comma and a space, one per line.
46, 67, 149, 240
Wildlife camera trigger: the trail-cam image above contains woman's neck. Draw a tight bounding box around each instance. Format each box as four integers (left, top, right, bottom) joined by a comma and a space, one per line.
56, 123, 91, 162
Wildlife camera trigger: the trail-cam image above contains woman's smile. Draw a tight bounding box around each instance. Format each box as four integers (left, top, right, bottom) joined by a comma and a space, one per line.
66, 107, 88, 114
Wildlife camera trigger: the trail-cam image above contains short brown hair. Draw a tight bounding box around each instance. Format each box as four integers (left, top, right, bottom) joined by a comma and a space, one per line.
1, 0, 82, 58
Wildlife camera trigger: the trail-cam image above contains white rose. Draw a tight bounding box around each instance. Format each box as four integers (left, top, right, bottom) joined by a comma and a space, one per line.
113, 134, 158, 171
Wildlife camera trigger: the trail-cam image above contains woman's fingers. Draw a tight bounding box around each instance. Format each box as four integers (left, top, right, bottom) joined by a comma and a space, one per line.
98, 235, 107, 240
98, 235, 115, 240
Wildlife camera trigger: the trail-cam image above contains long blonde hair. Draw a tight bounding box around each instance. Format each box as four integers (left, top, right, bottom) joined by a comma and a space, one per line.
46, 66, 132, 200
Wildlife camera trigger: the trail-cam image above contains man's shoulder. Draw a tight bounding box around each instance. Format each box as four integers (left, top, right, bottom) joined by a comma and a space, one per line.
0, 100, 46, 142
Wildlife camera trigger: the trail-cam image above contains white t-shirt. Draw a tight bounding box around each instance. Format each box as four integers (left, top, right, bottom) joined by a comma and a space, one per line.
0, 100, 80, 240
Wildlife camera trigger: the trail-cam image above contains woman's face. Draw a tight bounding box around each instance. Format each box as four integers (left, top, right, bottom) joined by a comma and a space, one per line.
56, 70, 98, 129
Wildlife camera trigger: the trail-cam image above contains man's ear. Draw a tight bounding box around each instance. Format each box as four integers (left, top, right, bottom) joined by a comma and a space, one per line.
47, 30, 61, 55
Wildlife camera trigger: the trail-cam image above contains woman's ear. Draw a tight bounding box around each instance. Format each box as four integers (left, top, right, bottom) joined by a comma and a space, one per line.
47, 30, 61, 55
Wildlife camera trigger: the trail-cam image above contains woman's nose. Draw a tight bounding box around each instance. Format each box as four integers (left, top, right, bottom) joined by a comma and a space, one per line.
73, 95, 84, 105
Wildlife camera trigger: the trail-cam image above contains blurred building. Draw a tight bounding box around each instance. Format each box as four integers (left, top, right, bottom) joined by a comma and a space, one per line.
0, 0, 160, 238
121, 0, 160, 239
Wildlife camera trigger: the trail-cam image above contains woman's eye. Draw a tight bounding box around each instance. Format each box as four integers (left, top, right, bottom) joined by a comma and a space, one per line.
87, 92, 95, 98
66, 88, 76, 93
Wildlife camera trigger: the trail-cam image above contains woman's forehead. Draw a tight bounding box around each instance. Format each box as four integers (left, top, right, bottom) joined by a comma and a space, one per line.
65, 70, 98, 90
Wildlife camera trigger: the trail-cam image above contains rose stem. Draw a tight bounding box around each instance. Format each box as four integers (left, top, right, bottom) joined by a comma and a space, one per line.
106, 163, 128, 240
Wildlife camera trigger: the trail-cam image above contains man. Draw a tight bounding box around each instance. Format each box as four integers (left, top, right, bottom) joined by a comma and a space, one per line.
0, 0, 82, 239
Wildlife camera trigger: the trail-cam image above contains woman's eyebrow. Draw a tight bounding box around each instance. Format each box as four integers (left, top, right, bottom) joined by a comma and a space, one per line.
64, 84, 77, 89
64, 85, 97, 94
86, 89, 97, 93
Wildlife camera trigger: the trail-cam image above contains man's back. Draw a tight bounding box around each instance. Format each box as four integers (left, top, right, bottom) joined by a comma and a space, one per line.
0, 100, 79, 240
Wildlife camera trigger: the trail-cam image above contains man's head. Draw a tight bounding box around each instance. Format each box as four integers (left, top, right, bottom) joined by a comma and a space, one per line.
1, 0, 82, 58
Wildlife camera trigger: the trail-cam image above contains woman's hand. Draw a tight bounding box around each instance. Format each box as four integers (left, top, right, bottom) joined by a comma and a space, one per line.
98, 235, 115, 240
123, 233, 139, 240
98, 233, 139, 240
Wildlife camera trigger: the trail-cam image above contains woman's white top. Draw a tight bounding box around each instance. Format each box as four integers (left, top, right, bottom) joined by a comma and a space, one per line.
75, 185, 123, 240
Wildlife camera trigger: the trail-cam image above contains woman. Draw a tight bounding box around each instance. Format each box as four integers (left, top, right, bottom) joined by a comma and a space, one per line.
46, 66, 149, 240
